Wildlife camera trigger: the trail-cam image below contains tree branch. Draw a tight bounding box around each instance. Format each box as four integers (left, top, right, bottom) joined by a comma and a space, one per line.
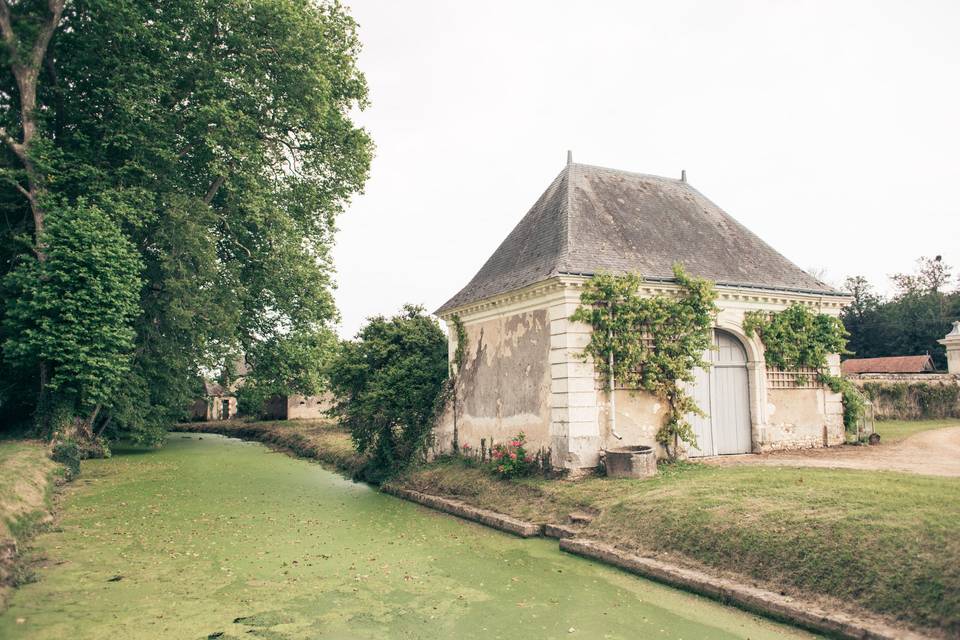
203, 175, 227, 204
0, 1, 18, 61
0, 125, 26, 161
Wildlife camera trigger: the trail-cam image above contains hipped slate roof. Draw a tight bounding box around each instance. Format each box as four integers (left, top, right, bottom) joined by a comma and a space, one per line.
437, 162, 840, 314
841, 355, 936, 375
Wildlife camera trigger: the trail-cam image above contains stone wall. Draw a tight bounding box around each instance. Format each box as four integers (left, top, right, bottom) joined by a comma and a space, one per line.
763, 388, 838, 449
847, 373, 960, 420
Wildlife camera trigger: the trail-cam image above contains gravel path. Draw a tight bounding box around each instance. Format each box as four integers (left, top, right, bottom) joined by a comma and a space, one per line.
703, 426, 960, 477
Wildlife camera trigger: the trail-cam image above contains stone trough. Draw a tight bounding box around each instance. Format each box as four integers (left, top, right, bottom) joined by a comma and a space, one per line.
604, 445, 657, 479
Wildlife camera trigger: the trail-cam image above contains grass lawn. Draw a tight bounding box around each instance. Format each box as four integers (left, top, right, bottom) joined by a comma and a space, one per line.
873, 417, 960, 442
397, 458, 960, 636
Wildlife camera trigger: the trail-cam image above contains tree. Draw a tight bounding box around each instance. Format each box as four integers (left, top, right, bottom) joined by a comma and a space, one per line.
2, 201, 141, 438
891, 256, 952, 296
841, 258, 959, 369
1, 0, 372, 441
237, 327, 338, 417
327, 305, 448, 480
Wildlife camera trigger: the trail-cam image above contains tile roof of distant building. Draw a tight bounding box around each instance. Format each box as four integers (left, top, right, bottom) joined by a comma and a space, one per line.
841, 355, 936, 375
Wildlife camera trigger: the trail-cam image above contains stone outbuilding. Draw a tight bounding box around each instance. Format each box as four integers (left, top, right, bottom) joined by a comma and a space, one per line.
261, 393, 333, 420
434, 160, 851, 470
190, 381, 238, 421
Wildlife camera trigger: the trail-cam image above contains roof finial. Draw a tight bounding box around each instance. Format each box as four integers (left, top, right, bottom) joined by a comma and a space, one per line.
681, 169, 687, 182
567, 150, 573, 165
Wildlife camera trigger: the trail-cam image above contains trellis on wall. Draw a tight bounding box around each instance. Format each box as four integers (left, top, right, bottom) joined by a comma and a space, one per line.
766, 367, 822, 390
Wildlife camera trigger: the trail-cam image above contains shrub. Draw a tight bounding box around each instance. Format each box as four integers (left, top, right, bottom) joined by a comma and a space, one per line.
490, 432, 534, 479
51, 439, 81, 480
327, 305, 448, 480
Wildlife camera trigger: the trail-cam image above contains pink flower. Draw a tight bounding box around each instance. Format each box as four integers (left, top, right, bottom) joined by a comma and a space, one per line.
462, 443, 471, 450
509, 452, 517, 460
511, 440, 520, 447
524, 456, 532, 463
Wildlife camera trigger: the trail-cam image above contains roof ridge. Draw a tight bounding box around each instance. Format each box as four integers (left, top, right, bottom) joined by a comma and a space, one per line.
569, 161, 684, 183
560, 163, 574, 275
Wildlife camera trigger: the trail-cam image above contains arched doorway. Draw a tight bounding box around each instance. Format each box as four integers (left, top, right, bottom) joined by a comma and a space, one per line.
686, 329, 752, 457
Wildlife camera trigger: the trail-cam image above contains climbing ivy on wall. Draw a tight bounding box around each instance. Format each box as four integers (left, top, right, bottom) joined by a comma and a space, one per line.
445, 315, 469, 453
571, 265, 718, 460
743, 304, 865, 432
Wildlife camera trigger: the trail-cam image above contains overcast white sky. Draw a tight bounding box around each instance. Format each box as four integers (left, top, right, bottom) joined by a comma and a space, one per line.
332, 0, 960, 338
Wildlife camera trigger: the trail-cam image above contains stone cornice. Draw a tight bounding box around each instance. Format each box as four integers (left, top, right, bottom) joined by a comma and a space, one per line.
438, 275, 851, 322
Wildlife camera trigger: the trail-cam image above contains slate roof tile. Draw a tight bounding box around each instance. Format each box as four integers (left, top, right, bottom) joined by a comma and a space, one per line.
437, 162, 840, 314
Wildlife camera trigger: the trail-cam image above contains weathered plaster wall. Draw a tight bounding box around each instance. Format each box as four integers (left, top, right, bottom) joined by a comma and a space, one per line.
438, 276, 849, 469
599, 390, 669, 456
287, 394, 333, 420
763, 389, 838, 449
436, 307, 552, 458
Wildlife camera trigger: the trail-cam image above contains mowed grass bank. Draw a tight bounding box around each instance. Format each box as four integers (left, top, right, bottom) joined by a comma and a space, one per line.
397, 459, 959, 636
183, 420, 959, 636
0, 441, 61, 608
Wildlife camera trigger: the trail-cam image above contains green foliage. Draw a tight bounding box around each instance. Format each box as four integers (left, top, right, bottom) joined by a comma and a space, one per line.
327, 305, 449, 480
237, 327, 338, 416
51, 439, 81, 480
1, 0, 372, 441
445, 314, 468, 453
2, 201, 141, 433
489, 432, 534, 479
744, 303, 864, 431
743, 303, 849, 371
451, 315, 468, 373
862, 382, 960, 419
570, 265, 718, 459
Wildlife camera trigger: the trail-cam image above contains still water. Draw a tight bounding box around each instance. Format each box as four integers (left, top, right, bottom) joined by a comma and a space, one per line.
0, 433, 816, 639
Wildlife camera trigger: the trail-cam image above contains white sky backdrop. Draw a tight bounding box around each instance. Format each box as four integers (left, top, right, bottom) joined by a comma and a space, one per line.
332, 0, 960, 338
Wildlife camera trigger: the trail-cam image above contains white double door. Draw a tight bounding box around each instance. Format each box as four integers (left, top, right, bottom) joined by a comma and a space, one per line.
686, 330, 752, 457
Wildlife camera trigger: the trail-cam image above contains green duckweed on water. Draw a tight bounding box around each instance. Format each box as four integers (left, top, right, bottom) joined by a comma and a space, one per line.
0, 433, 818, 639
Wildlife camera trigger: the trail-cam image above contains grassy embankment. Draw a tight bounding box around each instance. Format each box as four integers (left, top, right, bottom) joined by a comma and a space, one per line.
176, 418, 365, 476
0, 441, 62, 609
184, 418, 960, 637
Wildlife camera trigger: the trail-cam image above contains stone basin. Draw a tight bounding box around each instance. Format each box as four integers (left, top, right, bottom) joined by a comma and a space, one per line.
605, 445, 657, 479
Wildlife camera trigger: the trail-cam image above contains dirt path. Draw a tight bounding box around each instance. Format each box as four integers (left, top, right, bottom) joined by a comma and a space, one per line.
704, 426, 960, 477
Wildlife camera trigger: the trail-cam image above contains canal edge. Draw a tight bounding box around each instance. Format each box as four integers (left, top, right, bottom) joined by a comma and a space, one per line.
381, 486, 543, 537
382, 485, 937, 640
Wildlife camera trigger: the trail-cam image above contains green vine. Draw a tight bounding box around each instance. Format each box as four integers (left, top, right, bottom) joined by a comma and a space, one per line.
743, 304, 865, 432
447, 314, 468, 453
451, 314, 468, 373
570, 265, 718, 460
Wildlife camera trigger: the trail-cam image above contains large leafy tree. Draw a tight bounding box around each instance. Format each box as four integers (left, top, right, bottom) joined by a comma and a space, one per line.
327, 305, 449, 480
1, 0, 372, 441
841, 257, 960, 368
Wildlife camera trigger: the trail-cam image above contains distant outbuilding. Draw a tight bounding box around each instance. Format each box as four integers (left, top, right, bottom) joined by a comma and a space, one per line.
841, 355, 936, 375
